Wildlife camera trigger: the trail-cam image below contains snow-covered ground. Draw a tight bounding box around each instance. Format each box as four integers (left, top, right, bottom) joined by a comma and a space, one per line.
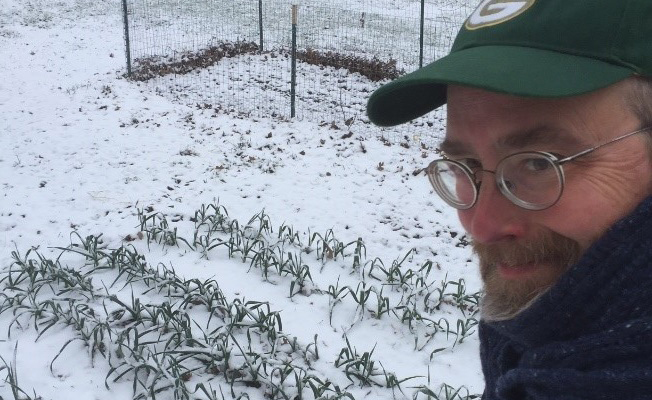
0, 1, 482, 399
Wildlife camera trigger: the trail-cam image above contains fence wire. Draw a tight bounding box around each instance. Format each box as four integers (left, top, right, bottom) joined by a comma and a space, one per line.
123, 0, 474, 145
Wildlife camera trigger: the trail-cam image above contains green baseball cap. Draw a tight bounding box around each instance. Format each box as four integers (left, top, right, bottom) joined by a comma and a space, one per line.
367, 0, 652, 127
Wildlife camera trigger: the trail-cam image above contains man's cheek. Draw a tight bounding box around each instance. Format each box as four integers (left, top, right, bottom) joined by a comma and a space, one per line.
457, 210, 474, 235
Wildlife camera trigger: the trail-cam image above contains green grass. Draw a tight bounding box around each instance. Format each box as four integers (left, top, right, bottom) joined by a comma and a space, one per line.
0, 201, 480, 400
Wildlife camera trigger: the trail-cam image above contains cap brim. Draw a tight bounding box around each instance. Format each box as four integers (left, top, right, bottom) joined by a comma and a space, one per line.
367, 45, 634, 127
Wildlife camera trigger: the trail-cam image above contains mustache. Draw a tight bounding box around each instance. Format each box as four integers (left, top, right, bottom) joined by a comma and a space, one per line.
473, 230, 582, 272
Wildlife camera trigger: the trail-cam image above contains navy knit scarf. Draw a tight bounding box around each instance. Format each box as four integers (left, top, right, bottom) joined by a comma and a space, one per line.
479, 197, 652, 400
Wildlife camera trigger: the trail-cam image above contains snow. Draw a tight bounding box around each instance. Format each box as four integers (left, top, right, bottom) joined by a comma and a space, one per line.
0, 0, 483, 399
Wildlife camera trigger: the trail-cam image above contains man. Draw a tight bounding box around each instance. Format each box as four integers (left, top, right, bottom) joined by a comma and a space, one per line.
367, 0, 652, 399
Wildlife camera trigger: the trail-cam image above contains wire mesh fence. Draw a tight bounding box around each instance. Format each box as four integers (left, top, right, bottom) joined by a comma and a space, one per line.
122, 0, 474, 144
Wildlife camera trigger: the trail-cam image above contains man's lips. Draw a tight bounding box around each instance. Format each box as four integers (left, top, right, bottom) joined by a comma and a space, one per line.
498, 263, 539, 279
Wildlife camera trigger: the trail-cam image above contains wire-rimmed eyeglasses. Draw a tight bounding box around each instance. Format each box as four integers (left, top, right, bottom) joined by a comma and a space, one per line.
426, 126, 651, 211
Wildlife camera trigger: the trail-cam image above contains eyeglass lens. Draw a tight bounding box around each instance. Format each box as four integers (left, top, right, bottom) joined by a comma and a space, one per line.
429, 161, 477, 209
428, 153, 564, 210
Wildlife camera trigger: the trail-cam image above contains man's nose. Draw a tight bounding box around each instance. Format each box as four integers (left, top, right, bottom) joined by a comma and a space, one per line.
460, 175, 526, 244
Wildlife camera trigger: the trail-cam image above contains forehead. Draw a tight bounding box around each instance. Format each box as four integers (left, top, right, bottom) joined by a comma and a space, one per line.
442, 84, 629, 155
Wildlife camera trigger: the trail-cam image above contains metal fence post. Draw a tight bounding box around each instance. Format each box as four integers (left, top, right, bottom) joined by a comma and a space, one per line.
290, 5, 298, 118
258, 0, 264, 51
122, 0, 132, 76
419, 0, 425, 68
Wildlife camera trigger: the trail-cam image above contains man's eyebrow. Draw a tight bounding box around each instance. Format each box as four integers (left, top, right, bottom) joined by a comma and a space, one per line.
498, 125, 583, 150
439, 138, 468, 156
439, 125, 584, 156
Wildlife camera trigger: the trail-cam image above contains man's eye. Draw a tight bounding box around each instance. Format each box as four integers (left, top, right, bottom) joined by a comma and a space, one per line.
523, 157, 553, 172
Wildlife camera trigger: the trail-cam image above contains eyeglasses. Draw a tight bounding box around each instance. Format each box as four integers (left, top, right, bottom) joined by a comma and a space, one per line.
426, 126, 651, 211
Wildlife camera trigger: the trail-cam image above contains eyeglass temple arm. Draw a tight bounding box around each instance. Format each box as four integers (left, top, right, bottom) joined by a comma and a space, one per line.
558, 126, 651, 164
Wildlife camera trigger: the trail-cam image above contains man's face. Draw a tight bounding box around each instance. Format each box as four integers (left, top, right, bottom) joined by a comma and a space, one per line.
444, 82, 652, 321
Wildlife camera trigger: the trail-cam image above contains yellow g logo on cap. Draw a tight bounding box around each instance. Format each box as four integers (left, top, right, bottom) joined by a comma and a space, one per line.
465, 0, 536, 30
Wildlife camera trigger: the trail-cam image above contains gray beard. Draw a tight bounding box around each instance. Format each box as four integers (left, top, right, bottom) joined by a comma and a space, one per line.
479, 287, 548, 322
472, 230, 582, 322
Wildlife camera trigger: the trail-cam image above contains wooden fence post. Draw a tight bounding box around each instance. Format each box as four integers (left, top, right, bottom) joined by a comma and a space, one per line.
258, 0, 264, 51
291, 5, 298, 118
419, 0, 425, 68
122, 0, 133, 76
